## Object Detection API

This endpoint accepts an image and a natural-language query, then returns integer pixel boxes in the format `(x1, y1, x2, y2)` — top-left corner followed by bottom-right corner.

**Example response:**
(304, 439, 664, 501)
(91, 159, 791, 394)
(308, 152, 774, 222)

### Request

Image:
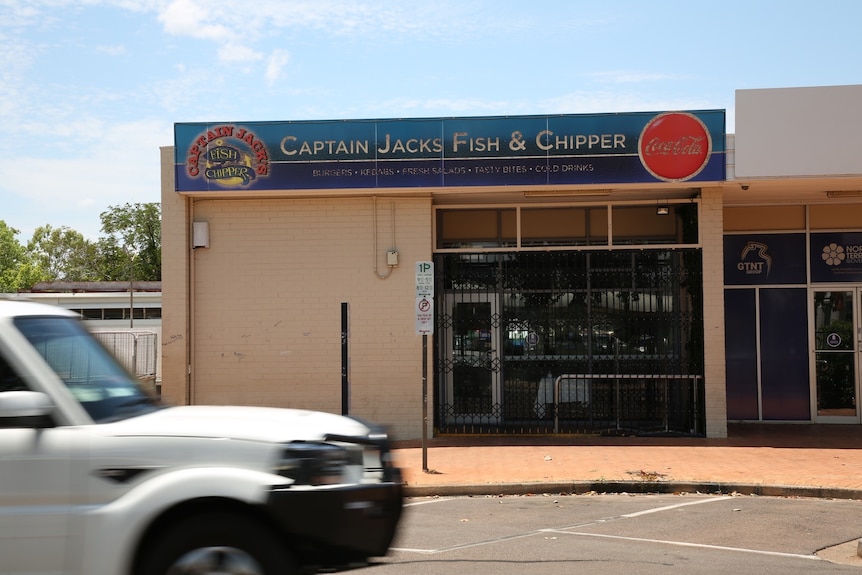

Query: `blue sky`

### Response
(2, 0, 861, 240)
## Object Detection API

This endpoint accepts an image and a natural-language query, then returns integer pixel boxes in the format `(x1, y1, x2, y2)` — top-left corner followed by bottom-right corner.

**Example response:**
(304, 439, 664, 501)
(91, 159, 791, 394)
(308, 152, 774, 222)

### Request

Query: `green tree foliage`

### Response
(27, 225, 100, 282)
(93, 237, 129, 282)
(0, 221, 46, 291)
(1, 202, 161, 290)
(99, 203, 161, 281)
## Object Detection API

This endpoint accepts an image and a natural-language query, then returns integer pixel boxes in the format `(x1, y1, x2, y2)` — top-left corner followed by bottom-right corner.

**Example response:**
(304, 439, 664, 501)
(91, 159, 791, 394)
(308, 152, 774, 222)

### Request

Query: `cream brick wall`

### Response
(700, 186, 728, 438)
(182, 196, 431, 440)
(159, 147, 191, 406)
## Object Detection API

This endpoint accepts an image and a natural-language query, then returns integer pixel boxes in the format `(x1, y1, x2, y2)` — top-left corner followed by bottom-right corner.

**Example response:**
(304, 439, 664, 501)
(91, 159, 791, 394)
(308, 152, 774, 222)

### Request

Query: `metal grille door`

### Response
(435, 250, 704, 436)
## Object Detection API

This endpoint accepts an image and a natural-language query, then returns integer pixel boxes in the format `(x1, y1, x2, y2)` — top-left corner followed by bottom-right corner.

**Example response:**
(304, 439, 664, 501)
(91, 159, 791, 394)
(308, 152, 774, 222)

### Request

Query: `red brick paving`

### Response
(392, 424, 862, 496)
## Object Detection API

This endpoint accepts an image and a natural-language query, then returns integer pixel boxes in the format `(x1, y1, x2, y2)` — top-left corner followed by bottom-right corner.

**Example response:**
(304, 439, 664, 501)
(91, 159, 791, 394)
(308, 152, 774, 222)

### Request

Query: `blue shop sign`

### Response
(810, 232, 862, 283)
(724, 234, 807, 286)
(174, 111, 725, 193)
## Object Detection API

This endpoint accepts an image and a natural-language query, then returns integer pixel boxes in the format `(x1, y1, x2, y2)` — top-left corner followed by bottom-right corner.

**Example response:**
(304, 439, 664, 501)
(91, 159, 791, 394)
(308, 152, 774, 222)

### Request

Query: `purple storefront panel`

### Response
(724, 289, 759, 420)
(759, 288, 810, 421)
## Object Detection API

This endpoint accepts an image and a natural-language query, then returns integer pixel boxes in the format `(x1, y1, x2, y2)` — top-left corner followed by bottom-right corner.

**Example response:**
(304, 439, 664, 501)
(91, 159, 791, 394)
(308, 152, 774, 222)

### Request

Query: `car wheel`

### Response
(137, 513, 296, 575)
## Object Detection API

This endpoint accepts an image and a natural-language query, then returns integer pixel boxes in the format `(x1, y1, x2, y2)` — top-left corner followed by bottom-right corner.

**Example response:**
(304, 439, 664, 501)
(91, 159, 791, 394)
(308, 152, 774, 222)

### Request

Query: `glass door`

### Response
(813, 289, 860, 422)
(444, 293, 501, 424)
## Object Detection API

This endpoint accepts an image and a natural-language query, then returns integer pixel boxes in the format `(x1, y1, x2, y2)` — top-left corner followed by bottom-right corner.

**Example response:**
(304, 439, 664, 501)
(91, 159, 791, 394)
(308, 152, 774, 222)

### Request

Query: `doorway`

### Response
(443, 292, 502, 424)
(813, 289, 861, 422)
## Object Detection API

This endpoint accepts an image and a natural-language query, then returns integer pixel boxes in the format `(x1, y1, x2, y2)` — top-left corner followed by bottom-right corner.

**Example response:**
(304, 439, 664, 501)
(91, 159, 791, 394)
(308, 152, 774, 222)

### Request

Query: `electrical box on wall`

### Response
(193, 221, 209, 248)
(387, 250, 399, 266)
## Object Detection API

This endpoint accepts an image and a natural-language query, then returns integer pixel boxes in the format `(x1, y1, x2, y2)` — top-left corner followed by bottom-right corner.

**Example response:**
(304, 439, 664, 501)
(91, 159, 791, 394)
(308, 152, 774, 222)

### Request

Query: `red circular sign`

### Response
(638, 112, 712, 182)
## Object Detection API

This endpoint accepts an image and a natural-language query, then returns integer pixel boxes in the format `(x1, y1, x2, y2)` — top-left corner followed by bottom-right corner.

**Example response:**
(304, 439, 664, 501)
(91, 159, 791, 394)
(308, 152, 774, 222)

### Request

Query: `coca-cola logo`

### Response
(638, 112, 712, 182)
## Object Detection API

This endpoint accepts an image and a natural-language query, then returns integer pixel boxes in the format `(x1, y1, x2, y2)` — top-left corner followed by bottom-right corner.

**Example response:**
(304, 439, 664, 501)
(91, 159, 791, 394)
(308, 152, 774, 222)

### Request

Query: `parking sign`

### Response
(415, 262, 434, 334)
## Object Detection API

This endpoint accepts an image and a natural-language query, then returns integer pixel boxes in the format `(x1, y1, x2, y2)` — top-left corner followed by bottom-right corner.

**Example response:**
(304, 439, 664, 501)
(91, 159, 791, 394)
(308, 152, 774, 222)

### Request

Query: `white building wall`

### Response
(735, 85, 862, 178)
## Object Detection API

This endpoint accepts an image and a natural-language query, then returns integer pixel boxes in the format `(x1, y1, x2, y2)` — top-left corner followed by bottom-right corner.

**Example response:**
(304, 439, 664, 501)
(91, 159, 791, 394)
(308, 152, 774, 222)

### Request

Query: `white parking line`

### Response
(392, 531, 541, 555)
(621, 495, 732, 518)
(393, 495, 821, 562)
(403, 498, 453, 507)
(543, 529, 823, 561)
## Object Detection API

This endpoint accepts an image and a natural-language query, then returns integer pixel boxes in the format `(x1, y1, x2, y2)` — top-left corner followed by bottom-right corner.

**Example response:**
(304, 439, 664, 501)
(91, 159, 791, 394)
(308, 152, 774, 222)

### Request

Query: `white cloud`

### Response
(265, 49, 290, 85)
(249, 1, 435, 37)
(0, 118, 170, 238)
(0, 2, 45, 26)
(217, 43, 263, 65)
(150, 68, 225, 113)
(158, 0, 231, 41)
(149, 0, 521, 90)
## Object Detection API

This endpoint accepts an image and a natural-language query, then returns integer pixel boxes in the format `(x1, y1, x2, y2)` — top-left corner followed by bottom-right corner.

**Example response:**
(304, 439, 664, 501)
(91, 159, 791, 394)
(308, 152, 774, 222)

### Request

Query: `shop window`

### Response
(520, 207, 608, 246)
(65, 307, 161, 321)
(810, 204, 862, 230)
(437, 209, 516, 249)
(612, 205, 698, 245)
(437, 203, 698, 250)
(75, 309, 104, 320)
(143, 307, 161, 319)
(724, 206, 804, 231)
(103, 307, 124, 320)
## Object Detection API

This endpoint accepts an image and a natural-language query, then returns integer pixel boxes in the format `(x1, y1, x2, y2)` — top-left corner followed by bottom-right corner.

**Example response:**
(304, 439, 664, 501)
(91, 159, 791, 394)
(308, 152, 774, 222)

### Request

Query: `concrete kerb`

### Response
(403, 481, 862, 500)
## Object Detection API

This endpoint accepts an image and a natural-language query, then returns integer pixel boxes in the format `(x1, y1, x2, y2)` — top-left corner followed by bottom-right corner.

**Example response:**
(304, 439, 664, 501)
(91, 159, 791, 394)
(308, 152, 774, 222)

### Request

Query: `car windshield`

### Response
(14, 316, 161, 423)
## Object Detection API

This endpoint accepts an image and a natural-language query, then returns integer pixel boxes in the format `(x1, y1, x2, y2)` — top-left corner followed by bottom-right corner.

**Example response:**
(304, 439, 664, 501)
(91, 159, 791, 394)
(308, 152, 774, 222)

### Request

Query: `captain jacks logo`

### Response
(185, 125, 270, 187)
(738, 241, 772, 277)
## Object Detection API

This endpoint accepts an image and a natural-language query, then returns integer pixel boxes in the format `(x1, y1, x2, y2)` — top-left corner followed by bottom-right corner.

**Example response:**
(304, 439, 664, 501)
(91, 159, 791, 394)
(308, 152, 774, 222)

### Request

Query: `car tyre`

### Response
(137, 512, 297, 575)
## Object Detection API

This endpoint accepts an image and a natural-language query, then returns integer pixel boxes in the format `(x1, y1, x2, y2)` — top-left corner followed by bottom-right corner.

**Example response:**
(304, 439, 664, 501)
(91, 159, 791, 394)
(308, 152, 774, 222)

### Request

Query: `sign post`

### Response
(415, 261, 434, 472)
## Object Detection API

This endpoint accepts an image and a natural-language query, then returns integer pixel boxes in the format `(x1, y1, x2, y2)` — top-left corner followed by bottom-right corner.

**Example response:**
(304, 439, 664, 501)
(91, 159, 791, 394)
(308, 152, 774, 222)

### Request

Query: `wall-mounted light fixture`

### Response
(656, 205, 670, 216)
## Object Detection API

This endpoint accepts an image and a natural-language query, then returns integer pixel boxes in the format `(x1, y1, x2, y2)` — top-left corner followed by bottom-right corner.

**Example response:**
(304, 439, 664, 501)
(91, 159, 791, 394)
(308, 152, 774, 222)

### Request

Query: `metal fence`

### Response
(92, 331, 158, 383)
(434, 249, 705, 437)
(539, 374, 703, 435)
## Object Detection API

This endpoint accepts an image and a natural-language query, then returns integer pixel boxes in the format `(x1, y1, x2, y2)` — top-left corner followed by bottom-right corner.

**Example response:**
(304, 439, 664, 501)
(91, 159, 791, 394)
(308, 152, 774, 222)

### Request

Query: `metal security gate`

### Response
(434, 250, 705, 436)
(92, 331, 158, 383)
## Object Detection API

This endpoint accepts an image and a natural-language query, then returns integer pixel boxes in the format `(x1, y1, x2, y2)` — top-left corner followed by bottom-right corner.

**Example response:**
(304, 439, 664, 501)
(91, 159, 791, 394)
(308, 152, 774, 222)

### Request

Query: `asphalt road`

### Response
(367, 493, 862, 575)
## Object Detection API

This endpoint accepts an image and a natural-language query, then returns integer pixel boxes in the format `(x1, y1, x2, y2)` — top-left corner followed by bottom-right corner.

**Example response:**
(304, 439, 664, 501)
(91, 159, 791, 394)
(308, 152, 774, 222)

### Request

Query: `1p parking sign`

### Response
(415, 261, 434, 334)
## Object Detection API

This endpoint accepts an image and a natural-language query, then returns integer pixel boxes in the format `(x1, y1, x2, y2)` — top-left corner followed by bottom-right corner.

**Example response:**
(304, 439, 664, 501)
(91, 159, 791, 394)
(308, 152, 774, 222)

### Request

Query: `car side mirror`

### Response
(0, 391, 55, 428)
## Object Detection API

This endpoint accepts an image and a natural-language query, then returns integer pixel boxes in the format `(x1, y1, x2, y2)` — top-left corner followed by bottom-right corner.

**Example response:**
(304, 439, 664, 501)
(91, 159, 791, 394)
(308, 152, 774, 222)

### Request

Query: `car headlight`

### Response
(276, 442, 363, 486)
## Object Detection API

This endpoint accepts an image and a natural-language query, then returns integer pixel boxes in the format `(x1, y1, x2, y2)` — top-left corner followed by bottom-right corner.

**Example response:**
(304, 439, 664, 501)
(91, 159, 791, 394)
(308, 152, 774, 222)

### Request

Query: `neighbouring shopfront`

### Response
(160, 84, 862, 440)
(725, 212, 862, 423)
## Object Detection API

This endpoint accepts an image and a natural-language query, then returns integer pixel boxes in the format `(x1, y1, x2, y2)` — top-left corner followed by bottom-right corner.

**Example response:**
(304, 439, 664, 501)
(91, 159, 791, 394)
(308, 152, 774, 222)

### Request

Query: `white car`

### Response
(0, 299, 403, 575)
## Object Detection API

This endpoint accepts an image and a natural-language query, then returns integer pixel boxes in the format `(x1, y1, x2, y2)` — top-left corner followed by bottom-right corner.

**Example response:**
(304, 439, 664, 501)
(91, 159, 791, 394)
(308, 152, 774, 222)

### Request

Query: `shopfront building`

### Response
(160, 85, 861, 440)
(724, 85, 862, 426)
